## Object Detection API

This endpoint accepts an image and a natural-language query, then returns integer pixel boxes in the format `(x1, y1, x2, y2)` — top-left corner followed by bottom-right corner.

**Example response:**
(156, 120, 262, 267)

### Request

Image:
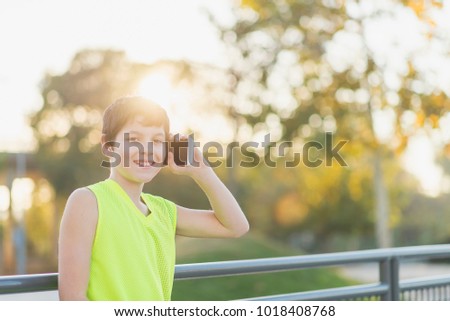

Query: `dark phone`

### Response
(164, 134, 191, 166)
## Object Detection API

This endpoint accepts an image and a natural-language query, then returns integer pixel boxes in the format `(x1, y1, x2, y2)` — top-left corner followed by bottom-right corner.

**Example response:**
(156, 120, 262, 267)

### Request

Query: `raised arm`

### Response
(167, 135, 250, 238)
(58, 188, 98, 300)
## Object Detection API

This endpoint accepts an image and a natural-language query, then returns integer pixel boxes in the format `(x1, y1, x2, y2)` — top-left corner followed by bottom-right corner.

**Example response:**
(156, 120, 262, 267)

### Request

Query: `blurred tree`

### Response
(395, 192, 450, 246)
(25, 178, 54, 259)
(232, 138, 417, 252)
(29, 50, 158, 194)
(205, 0, 450, 248)
(29, 50, 210, 197)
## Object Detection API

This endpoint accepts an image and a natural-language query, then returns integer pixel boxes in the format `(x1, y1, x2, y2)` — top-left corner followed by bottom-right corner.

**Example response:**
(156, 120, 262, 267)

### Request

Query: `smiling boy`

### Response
(58, 96, 249, 300)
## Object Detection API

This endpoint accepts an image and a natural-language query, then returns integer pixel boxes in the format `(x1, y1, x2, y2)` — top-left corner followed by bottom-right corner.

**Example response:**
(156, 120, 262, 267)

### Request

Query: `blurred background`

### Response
(1, 0, 450, 300)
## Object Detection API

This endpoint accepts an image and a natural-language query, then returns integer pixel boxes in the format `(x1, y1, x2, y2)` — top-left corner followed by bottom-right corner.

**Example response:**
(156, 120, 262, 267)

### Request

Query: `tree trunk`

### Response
(51, 196, 64, 268)
(373, 150, 391, 248)
(3, 163, 16, 274)
(2, 211, 16, 274)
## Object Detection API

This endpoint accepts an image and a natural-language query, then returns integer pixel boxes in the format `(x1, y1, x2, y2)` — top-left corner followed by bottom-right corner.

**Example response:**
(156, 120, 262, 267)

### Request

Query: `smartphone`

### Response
(164, 134, 194, 166)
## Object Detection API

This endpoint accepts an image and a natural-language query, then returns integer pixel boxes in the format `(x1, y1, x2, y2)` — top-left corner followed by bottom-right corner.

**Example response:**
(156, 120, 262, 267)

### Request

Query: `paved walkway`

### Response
(0, 290, 58, 301)
(339, 262, 450, 283)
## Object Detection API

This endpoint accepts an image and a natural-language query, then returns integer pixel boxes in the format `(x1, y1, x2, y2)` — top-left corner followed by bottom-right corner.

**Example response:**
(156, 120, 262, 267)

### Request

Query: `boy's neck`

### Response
(109, 173, 145, 203)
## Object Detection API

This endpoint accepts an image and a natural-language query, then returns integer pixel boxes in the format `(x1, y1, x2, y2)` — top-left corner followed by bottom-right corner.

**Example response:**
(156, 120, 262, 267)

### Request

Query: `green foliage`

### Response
(227, 140, 419, 252)
(172, 233, 356, 300)
(24, 178, 55, 258)
(394, 193, 450, 246)
(213, 0, 450, 148)
(201, 0, 450, 248)
(28, 50, 148, 197)
(28, 50, 201, 201)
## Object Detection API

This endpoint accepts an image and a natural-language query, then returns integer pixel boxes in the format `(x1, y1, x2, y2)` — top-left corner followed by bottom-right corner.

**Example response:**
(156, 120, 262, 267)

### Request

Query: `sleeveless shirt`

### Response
(85, 178, 177, 300)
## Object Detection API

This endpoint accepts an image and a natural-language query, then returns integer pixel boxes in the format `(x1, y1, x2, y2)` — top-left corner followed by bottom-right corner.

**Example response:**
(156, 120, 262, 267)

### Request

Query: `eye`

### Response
(127, 136, 138, 142)
(153, 139, 163, 145)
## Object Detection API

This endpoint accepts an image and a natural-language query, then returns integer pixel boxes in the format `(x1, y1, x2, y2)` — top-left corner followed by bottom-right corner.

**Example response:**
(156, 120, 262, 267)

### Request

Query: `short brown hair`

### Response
(102, 96, 170, 148)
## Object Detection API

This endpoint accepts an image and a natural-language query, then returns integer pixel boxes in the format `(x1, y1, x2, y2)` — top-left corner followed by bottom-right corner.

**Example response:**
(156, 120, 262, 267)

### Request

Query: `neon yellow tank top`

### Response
(85, 178, 177, 301)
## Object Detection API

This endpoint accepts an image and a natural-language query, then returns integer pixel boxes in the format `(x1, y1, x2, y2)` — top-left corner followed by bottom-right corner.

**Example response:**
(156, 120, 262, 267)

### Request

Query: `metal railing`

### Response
(1, 244, 450, 300)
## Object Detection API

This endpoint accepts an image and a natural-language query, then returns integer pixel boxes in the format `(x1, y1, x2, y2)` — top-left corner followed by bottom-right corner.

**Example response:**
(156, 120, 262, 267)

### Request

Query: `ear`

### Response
(101, 133, 107, 145)
(101, 134, 111, 156)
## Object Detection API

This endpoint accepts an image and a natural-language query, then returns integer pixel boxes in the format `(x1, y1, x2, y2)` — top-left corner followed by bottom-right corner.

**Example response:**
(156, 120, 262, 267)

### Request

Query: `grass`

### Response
(171, 233, 357, 300)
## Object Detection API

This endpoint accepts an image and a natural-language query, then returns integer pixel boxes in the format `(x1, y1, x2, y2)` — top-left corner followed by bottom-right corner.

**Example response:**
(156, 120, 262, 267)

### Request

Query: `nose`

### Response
(143, 142, 166, 164)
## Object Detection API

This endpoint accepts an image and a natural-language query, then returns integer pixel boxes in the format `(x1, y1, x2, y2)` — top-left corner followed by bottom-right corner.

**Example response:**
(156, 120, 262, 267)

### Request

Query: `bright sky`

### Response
(0, 0, 448, 195)
(0, 0, 233, 151)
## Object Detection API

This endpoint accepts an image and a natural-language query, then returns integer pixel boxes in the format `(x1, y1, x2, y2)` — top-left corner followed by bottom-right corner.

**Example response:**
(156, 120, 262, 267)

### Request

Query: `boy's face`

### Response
(110, 116, 167, 183)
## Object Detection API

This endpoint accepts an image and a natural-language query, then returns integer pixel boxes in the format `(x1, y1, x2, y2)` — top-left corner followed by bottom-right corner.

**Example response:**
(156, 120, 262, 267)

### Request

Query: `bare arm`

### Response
(168, 135, 249, 238)
(58, 188, 98, 300)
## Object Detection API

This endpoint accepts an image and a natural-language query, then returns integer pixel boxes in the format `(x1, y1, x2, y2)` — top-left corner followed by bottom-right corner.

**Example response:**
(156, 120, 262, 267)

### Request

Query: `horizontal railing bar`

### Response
(2, 245, 450, 297)
(175, 245, 450, 280)
(0, 273, 58, 295)
(390, 246, 450, 260)
(400, 275, 450, 291)
(240, 283, 389, 301)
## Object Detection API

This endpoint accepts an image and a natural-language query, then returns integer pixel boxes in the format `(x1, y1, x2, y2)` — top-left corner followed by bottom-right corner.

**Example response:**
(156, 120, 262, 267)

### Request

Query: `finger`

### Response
(193, 146, 203, 161)
(168, 151, 183, 169)
(167, 150, 175, 167)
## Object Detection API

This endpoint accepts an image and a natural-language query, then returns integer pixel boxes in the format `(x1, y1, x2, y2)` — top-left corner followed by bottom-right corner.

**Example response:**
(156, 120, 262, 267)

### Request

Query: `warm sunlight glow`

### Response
(137, 72, 174, 108)
(135, 70, 230, 141)
(11, 178, 35, 221)
(0, 185, 10, 220)
(136, 70, 192, 134)
(402, 132, 445, 197)
(372, 108, 397, 143)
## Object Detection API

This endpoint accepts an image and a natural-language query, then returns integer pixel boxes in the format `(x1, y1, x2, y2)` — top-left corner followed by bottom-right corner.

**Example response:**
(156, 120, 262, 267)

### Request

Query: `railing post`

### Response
(379, 258, 391, 300)
(380, 257, 400, 301)
(390, 257, 400, 300)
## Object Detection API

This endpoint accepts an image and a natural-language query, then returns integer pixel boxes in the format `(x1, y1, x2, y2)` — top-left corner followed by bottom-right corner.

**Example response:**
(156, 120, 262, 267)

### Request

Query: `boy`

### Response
(58, 96, 249, 300)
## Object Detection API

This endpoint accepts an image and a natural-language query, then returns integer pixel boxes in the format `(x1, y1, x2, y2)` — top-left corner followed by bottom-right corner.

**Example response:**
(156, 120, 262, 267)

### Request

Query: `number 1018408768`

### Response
(256, 305, 336, 317)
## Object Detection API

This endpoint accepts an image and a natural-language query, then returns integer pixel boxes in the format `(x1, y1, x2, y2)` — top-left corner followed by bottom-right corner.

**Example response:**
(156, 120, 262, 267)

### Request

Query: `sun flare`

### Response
(137, 72, 174, 108)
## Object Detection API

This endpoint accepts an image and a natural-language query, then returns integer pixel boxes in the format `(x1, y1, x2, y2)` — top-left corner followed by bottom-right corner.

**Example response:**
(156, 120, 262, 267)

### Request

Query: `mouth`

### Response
(133, 160, 155, 168)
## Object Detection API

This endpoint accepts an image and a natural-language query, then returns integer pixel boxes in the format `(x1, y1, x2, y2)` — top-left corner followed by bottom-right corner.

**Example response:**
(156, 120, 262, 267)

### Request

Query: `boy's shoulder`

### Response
(142, 192, 165, 203)
(68, 186, 97, 205)
(64, 187, 99, 221)
(142, 192, 175, 209)
(85, 179, 109, 189)
(84, 179, 115, 195)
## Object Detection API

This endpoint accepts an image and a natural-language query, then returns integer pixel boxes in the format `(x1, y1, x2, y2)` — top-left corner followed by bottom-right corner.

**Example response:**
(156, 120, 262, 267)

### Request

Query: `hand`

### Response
(167, 133, 211, 178)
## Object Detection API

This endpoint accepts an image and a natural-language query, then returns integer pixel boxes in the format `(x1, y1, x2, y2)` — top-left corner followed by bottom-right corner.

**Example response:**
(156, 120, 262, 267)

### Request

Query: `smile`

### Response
(133, 160, 155, 167)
